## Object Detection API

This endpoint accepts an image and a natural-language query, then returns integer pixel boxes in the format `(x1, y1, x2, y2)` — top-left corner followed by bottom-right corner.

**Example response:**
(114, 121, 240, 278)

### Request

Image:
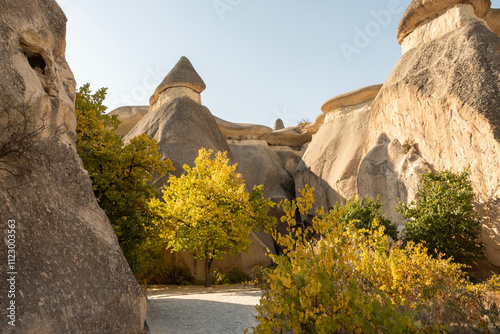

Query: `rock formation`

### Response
(0, 1, 146, 333)
(111, 0, 500, 271)
(368, 0, 500, 264)
(123, 57, 278, 279)
(123, 57, 233, 186)
(294, 85, 382, 211)
(109, 105, 148, 137)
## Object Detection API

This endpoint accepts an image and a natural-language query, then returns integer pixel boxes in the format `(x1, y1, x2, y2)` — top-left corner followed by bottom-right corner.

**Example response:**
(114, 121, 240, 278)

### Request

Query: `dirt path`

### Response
(146, 285, 262, 334)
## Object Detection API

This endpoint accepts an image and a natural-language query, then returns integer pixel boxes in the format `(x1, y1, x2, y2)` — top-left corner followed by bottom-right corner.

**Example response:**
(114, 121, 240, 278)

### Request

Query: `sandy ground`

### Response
(146, 285, 262, 334)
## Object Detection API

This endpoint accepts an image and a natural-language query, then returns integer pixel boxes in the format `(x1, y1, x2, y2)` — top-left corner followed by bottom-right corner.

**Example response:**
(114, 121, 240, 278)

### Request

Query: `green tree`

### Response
(328, 195, 398, 240)
(396, 168, 484, 264)
(75, 83, 174, 273)
(150, 148, 276, 287)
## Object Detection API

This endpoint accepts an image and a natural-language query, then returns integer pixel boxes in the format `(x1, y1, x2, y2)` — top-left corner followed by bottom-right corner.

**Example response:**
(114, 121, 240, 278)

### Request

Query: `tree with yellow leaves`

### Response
(150, 148, 275, 287)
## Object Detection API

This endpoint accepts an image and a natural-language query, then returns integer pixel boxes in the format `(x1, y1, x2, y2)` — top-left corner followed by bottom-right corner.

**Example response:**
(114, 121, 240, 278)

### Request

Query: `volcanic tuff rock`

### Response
(122, 57, 275, 274)
(123, 58, 233, 186)
(369, 2, 500, 264)
(0, 1, 146, 333)
(108, 105, 148, 137)
(294, 85, 382, 211)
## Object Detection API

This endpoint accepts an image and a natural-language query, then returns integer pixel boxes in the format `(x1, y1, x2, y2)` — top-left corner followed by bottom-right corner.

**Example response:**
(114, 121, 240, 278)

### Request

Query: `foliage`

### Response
(211, 268, 252, 285)
(397, 168, 484, 264)
(253, 186, 424, 334)
(327, 195, 398, 240)
(75, 83, 174, 274)
(150, 148, 276, 287)
(252, 187, 500, 333)
(297, 118, 311, 127)
(0, 93, 45, 177)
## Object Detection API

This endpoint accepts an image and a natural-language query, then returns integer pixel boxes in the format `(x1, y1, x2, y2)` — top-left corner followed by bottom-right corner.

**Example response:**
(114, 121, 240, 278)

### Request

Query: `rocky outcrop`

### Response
(109, 105, 149, 137)
(229, 140, 299, 201)
(149, 56, 206, 107)
(397, 0, 491, 43)
(368, 2, 500, 263)
(123, 58, 233, 186)
(0, 1, 146, 333)
(294, 85, 382, 211)
(123, 57, 274, 274)
(358, 139, 431, 225)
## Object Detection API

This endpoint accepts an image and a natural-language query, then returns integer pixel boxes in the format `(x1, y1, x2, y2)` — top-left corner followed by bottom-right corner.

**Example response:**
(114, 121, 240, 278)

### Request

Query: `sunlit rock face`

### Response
(368, 1, 500, 264)
(0, 0, 146, 333)
(123, 57, 233, 186)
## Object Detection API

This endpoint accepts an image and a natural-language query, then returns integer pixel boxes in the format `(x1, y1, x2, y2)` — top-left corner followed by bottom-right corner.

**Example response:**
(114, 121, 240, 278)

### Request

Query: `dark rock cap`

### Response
(149, 56, 206, 106)
(397, 0, 491, 44)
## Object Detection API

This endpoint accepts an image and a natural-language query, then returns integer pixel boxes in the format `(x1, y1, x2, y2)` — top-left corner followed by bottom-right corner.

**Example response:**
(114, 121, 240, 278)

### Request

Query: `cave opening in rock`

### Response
(26, 53, 46, 74)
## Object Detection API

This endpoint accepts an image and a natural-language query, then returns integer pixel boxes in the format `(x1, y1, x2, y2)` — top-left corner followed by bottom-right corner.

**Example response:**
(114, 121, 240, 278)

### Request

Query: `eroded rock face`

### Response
(397, 0, 491, 43)
(123, 96, 233, 186)
(228, 140, 297, 202)
(370, 17, 500, 264)
(358, 139, 431, 226)
(0, 1, 146, 333)
(108, 105, 149, 137)
(295, 102, 372, 211)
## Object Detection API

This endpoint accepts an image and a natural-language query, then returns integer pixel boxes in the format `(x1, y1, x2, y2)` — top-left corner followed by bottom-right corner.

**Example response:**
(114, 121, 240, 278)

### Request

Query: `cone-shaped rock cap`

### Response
(149, 56, 206, 106)
(397, 0, 491, 43)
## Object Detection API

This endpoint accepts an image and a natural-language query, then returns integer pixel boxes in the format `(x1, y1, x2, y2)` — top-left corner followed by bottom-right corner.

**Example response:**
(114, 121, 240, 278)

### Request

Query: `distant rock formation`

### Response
(109, 105, 148, 137)
(123, 57, 233, 186)
(273, 118, 285, 130)
(0, 1, 146, 333)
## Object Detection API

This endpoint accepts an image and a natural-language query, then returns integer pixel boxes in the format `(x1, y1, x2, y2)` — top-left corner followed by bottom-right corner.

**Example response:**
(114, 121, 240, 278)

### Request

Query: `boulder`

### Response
(0, 1, 146, 333)
(369, 9, 500, 264)
(358, 138, 431, 226)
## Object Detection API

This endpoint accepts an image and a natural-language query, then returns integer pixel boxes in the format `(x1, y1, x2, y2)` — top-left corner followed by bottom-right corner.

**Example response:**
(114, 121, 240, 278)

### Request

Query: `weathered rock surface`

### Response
(358, 138, 431, 225)
(295, 102, 372, 211)
(321, 84, 382, 113)
(294, 85, 382, 211)
(108, 105, 148, 137)
(273, 118, 285, 131)
(0, 1, 146, 333)
(484, 8, 500, 36)
(397, 0, 491, 43)
(228, 140, 296, 201)
(124, 96, 233, 185)
(149, 56, 206, 107)
(370, 13, 500, 263)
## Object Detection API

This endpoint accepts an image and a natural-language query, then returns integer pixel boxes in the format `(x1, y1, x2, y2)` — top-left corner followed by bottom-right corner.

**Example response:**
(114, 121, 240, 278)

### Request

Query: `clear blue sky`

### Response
(55, 0, 500, 127)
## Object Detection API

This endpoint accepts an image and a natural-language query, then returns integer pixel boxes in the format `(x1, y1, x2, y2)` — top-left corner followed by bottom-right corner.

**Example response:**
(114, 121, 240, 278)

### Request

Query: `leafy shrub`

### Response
(252, 186, 500, 333)
(397, 168, 484, 264)
(211, 268, 252, 285)
(252, 187, 424, 333)
(328, 195, 398, 240)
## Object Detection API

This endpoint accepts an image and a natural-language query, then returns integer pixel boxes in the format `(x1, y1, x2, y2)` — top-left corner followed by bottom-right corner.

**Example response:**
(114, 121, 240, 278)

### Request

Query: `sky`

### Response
(55, 0, 500, 128)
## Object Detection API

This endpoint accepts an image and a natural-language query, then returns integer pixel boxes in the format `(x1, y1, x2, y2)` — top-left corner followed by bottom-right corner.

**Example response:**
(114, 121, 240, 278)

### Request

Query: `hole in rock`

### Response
(27, 53, 46, 75)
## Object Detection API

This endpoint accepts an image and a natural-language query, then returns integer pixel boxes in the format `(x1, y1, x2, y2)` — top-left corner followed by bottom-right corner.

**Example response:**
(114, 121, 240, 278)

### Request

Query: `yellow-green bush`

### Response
(251, 186, 500, 333)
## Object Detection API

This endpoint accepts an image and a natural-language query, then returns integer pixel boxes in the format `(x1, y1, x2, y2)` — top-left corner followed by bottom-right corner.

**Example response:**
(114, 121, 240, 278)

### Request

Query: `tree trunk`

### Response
(204, 252, 214, 287)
